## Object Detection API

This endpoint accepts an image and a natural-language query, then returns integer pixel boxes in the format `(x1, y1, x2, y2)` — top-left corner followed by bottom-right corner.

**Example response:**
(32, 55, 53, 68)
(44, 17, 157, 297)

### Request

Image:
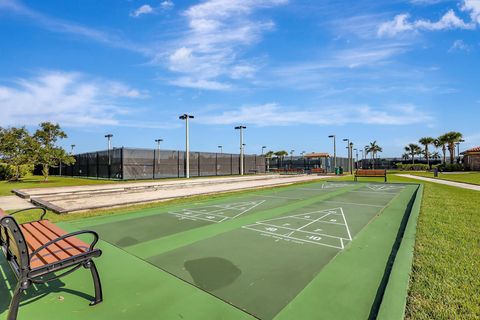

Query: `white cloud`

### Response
(162, 0, 287, 90)
(130, 4, 154, 18)
(462, 0, 480, 24)
(169, 77, 231, 90)
(449, 39, 472, 51)
(0, 71, 148, 127)
(199, 103, 432, 126)
(378, 9, 475, 37)
(160, 0, 174, 10)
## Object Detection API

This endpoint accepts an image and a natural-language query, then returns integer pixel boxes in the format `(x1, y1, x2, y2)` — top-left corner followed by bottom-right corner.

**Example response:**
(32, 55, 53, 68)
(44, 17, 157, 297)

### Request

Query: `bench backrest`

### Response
(0, 210, 30, 277)
(356, 169, 386, 176)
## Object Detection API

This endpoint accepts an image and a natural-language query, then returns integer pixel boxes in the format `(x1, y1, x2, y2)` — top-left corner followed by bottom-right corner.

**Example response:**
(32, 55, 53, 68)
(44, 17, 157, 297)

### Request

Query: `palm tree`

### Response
(419, 137, 435, 167)
(402, 153, 409, 161)
(435, 135, 448, 164)
(274, 150, 289, 167)
(442, 131, 463, 164)
(404, 143, 421, 164)
(431, 151, 440, 161)
(365, 141, 382, 169)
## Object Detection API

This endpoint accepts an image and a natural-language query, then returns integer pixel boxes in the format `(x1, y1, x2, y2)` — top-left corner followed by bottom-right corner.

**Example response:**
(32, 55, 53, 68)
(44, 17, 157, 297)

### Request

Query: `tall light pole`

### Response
(360, 149, 364, 168)
(105, 134, 113, 165)
(218, 145, 223, 154)
(456, 139, 465, 163)
(179, 114, 194, 178)
(153, 139, 163, 179)
(290, 149, 295, 161)
(262, 146, 266, 155)
(70, 144, 76, 155)
(343, 138, 350, 173)
(328, 135, 336, 173)
(349, 142, 354, 174)
(235, 125, 247, 175)
(354, 148, 358, 170)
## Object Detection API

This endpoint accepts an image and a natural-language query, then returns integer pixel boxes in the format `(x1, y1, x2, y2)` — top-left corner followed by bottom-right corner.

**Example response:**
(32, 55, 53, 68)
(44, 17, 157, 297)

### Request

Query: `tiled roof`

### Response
(304, 152, 330, 158)
(465, 146, 480, 153)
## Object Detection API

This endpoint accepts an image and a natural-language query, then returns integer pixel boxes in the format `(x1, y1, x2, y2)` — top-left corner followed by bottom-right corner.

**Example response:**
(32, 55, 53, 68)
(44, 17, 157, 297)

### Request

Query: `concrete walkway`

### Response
(0, 196, 34, 210)
(396, 174, 480, 191)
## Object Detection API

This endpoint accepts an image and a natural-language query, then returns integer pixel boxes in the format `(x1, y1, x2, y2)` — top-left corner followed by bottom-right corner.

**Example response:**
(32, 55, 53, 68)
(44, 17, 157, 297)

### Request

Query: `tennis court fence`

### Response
(48, 147, 266, 180)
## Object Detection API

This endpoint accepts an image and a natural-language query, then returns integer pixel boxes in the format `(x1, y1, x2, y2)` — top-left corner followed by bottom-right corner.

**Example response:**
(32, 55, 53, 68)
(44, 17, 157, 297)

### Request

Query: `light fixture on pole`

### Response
(328, 135, 336, 172)
(105, 134, 113, 165)
(342, 138, 350, 173)
(456, 139, 465, 162)
(218, 145, 223, 154)
(179, 114, 194, 178)
(235, 126, 247, 175)
(354, 148, 358, 170)
(70, 144, 76, 155)
(290, 149, 295, 161)
(349, 142, 354, 174)
(262, 146, 266, 155)
(153, 139, 163, 179)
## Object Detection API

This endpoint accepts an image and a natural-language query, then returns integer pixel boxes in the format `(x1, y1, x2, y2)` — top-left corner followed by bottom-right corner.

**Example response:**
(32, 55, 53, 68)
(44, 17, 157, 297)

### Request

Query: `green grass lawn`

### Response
(0, 175, 118, 196)
(405, 171, 480, 185)
(3, 174, 479, 319)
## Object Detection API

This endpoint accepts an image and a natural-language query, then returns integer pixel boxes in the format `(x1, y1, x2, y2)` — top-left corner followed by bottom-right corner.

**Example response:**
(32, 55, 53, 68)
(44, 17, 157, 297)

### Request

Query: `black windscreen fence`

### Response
(51, 147, 266, 180)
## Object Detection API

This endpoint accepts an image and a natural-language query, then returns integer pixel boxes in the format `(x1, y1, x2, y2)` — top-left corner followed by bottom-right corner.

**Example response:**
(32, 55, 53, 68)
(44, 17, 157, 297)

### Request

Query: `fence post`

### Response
(96, 152, 99, 179)
(177, 151, 180, 178)
(198, 152, 200, 177)
(216, 153, 218, 176)
(120, 148, 124, 180)
(153, 148, 156, 180)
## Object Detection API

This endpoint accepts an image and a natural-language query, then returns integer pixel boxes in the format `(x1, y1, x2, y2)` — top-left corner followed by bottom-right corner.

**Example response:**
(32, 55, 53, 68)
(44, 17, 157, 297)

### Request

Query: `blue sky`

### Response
(0, 0, 479, 157)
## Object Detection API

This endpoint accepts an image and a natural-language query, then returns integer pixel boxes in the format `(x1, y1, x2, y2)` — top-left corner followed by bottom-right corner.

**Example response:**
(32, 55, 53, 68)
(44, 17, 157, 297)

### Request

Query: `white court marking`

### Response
(169, 200, 266, 223)
(322, 200, 384, 208)
(242, 207, 352, 250)
(300, 183, 351, 191)
(366, 184, 405, 191)
(252, 194, 304, 200)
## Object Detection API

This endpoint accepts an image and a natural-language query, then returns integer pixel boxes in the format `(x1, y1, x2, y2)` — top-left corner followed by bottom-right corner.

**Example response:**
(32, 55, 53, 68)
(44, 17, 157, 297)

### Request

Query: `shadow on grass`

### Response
(0, 258, 94, 316)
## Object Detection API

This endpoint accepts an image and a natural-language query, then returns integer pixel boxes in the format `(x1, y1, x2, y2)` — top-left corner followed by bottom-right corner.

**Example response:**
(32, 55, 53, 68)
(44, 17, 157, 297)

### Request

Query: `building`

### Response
(462, 146, 480, 171)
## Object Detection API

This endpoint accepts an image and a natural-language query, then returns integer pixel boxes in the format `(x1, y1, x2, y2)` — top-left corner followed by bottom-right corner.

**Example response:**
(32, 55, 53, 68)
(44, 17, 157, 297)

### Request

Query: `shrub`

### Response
(0, 163, 34, 181)
(395, 163, 430, 171)
(437, 163, 464, 172)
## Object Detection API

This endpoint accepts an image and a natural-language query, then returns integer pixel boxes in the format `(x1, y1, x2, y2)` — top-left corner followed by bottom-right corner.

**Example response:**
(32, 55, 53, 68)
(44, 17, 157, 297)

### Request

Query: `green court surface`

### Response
(0, 181, 422, 320)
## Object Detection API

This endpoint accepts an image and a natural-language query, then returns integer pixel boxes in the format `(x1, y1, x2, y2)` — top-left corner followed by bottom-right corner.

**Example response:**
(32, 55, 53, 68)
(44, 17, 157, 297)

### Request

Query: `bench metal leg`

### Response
(85, 260, 103, 306)
(8, 283, 23, 320)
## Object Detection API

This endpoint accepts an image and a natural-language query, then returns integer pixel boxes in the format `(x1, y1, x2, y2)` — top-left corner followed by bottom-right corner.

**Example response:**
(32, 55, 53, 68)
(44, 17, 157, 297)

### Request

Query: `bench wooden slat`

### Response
(19, 225, 58, 268)
(38, 220, 90, 253)
(25, 223, 71, 261)
(30, 221, 84, 258)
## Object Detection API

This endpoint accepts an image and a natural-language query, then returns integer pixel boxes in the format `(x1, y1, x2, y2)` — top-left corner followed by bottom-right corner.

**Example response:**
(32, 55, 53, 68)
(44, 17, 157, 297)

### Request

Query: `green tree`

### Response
(404, 143, 421, 164)
(33, 122, 75, 181)
(431, 151, 441, 161)
(442, 131, 463, 164)
(402, 153, 410, 161)
(419, 137, 435, 167)
(365, 141, 382, 169)
(0, 126, 35, 181)
(435, 135, 448, 164)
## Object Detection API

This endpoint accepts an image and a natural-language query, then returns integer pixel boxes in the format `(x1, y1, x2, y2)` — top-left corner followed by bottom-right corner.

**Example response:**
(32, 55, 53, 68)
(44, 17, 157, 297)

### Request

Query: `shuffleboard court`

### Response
(147, 183, 416, 320)
(65, 181, 421, 320)
(82, 181, 351, 248)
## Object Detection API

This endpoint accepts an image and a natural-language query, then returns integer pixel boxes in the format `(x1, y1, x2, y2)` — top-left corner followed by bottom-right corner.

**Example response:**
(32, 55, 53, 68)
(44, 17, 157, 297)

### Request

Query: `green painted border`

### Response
(377, 184, 424, 319)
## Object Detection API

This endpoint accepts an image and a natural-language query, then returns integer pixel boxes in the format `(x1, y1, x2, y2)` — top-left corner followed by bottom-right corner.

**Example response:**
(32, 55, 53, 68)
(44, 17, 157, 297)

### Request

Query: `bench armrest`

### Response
(29, 230, 100, 260)
(10, 207, 47, 221)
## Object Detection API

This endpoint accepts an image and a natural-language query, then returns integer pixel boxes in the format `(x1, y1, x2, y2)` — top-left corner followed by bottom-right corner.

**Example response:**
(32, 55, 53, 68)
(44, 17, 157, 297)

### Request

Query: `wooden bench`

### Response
(354, 169, 387, 182)
(0, 207, 103, 320)
(310, 168, 326, 175)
